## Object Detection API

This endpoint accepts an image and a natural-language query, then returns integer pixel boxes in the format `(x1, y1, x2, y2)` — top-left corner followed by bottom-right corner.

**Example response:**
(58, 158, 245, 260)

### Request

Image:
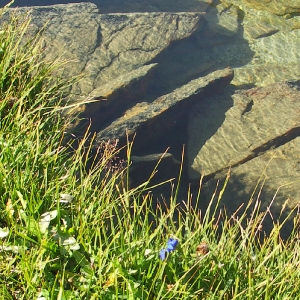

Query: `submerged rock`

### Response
(189, 81, 300, 178)
(71, 63, 157, 134)
(188, 81, 300, 236)
(231, 0, 300, 16)
(130, 153, 181, 187)
(202, 0, 300, 87)
(5, 1, 300, 235)
(97, 68, 234, 152)
(213, 135, 300, 211)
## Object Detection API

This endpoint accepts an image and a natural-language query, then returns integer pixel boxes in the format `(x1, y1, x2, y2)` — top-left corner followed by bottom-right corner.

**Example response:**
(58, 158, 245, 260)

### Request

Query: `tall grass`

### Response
(0, 3, 300, 299)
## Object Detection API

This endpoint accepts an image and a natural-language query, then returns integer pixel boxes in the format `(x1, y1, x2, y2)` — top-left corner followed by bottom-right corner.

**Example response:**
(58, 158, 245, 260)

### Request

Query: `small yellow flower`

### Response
(6, 199, 14, 219)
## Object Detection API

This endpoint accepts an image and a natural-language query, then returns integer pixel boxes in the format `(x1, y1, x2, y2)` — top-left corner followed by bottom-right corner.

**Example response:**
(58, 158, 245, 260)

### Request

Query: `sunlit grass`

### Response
(0, 2, 300, 299)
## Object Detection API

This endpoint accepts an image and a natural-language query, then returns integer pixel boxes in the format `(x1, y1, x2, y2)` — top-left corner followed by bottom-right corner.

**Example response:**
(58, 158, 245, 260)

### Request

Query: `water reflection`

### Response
(10, 0, 209, 12)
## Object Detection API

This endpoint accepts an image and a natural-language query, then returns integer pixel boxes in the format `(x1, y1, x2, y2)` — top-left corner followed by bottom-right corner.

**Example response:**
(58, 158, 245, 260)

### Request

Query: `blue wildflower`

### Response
(166, 238, 178, 251)
(159, 238, 179, 260)
(159, 248, 169, 260)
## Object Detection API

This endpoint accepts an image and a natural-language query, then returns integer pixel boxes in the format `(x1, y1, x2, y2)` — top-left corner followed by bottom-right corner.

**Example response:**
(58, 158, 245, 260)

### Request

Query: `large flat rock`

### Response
(8, 0, 300, 91)
(13, 3, 205, 96)
(189, 81, 300, 179)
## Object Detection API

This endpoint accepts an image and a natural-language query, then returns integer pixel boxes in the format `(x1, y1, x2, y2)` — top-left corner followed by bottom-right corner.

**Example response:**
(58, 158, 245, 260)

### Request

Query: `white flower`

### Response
(0, 227, 9, 239)
(59, 194, 74, 203)
(39, 210, 58, 234)
(144, 249, 152, 256)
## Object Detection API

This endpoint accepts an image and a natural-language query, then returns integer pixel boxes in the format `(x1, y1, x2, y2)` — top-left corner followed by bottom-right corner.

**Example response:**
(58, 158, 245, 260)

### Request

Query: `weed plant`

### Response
(0, 3, 300, 299)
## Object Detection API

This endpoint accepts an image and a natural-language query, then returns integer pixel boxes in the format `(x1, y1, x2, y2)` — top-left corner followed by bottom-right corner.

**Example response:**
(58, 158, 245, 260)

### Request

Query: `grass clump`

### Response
(0, 3, 300, 299)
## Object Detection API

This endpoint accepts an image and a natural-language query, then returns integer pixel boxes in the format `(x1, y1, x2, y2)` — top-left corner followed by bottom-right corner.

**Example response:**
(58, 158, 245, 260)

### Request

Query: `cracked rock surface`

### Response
(189, 81, 300, 178)
(188, 81, 300, 228)
(18, 3, 204, 97)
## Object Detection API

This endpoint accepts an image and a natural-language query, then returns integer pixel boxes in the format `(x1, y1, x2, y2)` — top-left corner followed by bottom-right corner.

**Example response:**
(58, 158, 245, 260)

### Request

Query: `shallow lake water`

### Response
(5, 0, 300, 240)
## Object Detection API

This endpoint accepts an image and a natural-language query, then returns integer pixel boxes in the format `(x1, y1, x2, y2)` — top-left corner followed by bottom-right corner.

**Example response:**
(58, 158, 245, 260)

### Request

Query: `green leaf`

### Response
(73, 250, 93, 275)
(16, 190, 27, 210)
